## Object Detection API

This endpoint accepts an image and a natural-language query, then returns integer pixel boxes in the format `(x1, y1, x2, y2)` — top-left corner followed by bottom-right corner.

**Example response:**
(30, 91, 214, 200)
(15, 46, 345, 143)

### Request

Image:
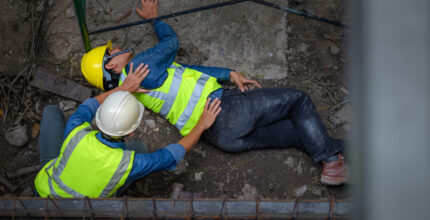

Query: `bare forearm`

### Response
(95, 87, 123, 104)
(178, 123, 205, 152)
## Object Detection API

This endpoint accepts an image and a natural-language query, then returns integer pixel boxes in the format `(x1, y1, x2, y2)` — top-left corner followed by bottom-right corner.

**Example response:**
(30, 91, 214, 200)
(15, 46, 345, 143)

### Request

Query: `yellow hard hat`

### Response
(81, 41, 112, 90)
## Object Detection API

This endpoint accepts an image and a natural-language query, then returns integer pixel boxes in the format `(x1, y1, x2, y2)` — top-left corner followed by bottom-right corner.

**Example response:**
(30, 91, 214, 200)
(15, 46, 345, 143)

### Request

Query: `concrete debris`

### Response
(65, 7, 75, 19)
(169, 183, 184, 199)
(284, 156, 295, 168)
(294, 185, 308, 197)
(59, 100, 77, 112)
(194, 172, 204, 181)
(5, 124, 28, 147)
(238, 184, 259, 200)
(173, 160, 189, 175)
(145, 119, 156, 130)
(329, 104, 351, 126)
(330, 45, 340, 55)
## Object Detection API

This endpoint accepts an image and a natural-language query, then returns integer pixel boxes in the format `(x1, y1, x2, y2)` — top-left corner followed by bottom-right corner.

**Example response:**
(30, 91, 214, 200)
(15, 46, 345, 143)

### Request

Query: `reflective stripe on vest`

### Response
(119, 63, 221, 135)
(35, 123, 134, 197)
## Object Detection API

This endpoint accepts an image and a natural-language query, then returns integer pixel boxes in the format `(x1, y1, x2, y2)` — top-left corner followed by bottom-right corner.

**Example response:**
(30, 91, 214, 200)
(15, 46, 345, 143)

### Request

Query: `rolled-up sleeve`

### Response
(126, 144, 186, 183)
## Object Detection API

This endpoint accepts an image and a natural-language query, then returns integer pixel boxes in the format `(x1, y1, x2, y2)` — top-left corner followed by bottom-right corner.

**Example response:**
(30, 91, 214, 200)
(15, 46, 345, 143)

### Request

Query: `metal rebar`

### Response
(73, 0, 92, 52)
(48, 197, 64, 216)
(251, 0, 347, 28)
(89, 0, 249, 35)
(0, 198, 350, 219)
(152, 197, 157, 220)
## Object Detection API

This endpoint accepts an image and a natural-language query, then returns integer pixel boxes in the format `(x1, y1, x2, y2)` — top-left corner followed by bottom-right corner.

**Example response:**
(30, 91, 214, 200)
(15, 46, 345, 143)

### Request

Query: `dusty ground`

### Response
(0, 0, 349, 199)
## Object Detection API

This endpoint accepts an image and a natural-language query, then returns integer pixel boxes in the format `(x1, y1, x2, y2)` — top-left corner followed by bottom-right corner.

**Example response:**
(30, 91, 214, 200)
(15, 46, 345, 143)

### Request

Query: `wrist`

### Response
(230, 71, 236, 82)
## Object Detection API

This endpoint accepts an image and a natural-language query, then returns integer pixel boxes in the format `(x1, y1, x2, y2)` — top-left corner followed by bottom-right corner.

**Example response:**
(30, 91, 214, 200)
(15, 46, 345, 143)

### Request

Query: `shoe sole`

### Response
(320, 175, 346, 186)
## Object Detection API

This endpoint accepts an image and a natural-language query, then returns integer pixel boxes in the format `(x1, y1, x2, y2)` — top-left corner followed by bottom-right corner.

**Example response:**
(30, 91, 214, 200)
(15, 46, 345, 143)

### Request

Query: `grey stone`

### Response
(173, 160, 189, 175)
(238, 184, 259, 200)
(59, 100, 77, 112)
(5, 124, 28, 147)
(294, 185, 308, 197)
(194, 172, 204, 181)
(145, 119, 156, 129)
(66, 7, 75, 19)
(330, 45, 340, 55)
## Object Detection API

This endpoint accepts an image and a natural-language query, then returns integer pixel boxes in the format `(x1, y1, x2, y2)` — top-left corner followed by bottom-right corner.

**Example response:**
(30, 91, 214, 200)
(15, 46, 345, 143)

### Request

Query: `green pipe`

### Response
(73, 0, 91, 52)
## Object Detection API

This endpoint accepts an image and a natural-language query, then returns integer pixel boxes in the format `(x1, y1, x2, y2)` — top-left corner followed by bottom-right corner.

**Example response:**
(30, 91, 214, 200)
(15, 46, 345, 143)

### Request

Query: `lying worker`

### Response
(34, 63, 221, 197)
(80, 0, 346, 185)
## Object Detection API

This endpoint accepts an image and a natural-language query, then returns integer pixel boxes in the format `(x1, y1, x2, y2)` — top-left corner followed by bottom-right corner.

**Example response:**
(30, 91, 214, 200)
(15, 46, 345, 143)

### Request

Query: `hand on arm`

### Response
(178, 98, 222, 152)
(136, 0, 159, 19)
(95, 63, 150, 104)
(230, 71, 262, 92)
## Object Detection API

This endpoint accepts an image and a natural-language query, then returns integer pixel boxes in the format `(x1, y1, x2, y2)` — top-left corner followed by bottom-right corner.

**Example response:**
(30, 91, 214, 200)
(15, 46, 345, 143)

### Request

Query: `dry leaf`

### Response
(32, 123, 40, 138)
(0, 109, 3, 117)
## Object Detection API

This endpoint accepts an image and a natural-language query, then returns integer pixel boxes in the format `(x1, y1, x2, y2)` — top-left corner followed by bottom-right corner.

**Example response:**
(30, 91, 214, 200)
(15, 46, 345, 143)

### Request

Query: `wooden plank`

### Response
(30, 68, 92, 102)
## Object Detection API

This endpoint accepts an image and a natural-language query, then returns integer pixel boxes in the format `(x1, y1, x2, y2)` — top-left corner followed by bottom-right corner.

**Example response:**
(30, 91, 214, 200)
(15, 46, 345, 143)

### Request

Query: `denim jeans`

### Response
(39, 106, 148, 168)
(203, 88, 344, 162)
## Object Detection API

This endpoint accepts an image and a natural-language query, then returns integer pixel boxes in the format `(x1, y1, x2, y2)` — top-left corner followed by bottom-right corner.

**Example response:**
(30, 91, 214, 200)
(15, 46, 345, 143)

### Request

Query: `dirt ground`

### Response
(0, 0, 349, 199)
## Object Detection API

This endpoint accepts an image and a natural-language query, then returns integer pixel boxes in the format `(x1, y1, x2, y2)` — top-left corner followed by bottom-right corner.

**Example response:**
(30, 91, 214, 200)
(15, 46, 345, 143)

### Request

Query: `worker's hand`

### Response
(120, 63, 150, 93)
(196, 98, 222, 130)
(136, 0, 159, 19)
(230, 71, 262, 92)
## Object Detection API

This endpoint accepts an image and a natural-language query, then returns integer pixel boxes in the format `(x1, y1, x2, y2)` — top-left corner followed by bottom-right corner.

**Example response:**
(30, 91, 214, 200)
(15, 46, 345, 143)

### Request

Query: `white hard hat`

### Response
(95, 91, 144, 137)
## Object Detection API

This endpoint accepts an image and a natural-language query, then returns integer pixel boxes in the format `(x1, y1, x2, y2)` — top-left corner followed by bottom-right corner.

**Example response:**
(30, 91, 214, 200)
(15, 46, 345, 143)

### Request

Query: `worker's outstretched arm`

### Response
(129, 0, 179, 89)
(179, 98, 222, 152)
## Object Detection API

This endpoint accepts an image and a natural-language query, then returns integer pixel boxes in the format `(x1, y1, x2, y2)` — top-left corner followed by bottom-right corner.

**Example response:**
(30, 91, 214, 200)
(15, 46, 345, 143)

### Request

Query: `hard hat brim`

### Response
(95, 96, 145, 137)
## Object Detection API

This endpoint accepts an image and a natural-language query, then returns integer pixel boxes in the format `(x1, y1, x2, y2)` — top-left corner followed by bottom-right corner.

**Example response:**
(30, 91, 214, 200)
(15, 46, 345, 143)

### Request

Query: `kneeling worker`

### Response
(34, 63, 221, 197)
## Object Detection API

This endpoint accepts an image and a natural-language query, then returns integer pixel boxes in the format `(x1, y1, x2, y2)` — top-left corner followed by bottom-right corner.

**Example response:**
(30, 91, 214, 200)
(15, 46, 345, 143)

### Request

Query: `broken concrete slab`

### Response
(31, 68, 92, 102)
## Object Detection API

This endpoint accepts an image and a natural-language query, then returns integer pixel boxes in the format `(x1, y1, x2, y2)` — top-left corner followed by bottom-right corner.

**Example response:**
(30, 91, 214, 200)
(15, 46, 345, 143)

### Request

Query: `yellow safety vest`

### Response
(119, 62, 222, 136)
(34, 123, 135, 198)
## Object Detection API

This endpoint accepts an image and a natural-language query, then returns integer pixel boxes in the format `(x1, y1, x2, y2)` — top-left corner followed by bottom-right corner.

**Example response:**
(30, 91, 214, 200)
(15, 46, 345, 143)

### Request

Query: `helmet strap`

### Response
(102, 133, 125, 143)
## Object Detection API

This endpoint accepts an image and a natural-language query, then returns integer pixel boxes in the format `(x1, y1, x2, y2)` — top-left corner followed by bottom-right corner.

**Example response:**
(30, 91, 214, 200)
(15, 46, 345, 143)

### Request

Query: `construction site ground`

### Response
(0, 0, 349, 199)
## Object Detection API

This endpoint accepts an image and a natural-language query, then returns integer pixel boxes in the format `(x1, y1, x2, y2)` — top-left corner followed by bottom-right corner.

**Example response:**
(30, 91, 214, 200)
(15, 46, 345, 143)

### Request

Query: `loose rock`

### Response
(59, 100, 77, 112)
(238, 184, 259, 200)
(294, 185, 308, 197)
(66, 7, 75, 19)
(145, 119, 156, 130)
(5, 124, 28, 147)
(330, 45, 340, 55)
(194, 172, 204, 181)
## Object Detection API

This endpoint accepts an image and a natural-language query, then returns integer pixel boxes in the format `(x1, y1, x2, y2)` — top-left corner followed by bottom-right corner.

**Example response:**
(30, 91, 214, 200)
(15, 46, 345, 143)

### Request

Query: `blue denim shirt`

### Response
(64, 98, 186, 184)
(123, 20, 231, 99)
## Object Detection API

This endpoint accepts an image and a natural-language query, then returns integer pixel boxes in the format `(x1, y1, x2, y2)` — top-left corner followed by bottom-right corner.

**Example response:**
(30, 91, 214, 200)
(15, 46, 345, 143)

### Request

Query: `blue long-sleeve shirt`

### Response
(64, 98, 186, 184)
(123, 20, 231, 100)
